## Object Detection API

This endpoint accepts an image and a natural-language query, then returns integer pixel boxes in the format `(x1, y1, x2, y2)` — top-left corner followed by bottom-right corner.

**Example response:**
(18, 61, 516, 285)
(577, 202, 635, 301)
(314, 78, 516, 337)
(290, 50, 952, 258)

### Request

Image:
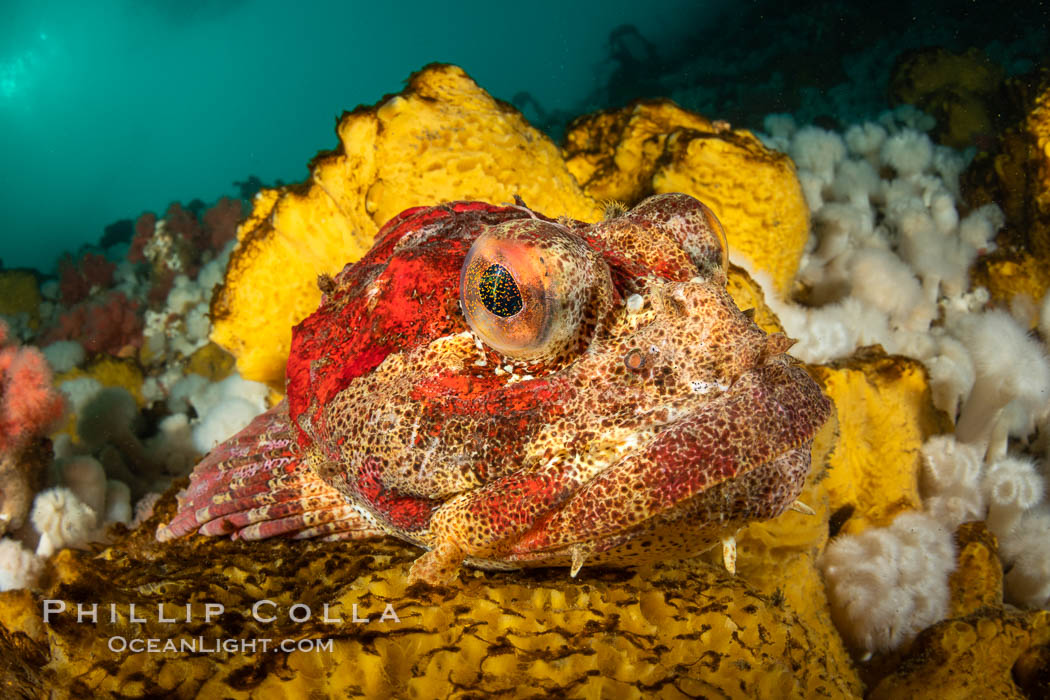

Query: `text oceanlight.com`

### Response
(107, 636, 334, 654)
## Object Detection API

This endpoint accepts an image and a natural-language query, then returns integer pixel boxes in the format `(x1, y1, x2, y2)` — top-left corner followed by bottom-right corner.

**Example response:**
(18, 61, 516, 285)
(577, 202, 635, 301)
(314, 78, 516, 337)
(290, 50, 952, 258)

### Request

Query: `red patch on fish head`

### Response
(286, 202, 558, 446)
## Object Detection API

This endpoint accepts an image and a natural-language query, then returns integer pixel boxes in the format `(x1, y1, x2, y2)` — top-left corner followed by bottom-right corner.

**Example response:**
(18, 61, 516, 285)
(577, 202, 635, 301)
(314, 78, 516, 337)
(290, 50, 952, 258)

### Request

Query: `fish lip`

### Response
(505, 360, 831, 555)
(507, 442, 816, 564)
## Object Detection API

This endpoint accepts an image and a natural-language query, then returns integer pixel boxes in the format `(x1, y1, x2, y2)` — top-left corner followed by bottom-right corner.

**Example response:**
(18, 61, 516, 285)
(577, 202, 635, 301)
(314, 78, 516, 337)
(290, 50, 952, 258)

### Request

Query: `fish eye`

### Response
(460, 219, 610, 362)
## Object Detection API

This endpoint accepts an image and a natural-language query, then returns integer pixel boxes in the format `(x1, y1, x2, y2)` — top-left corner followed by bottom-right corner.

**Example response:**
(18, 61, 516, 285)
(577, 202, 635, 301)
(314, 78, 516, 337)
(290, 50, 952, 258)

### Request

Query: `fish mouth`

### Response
(491, 445, 815, 570)
(504, 355, 832, 560)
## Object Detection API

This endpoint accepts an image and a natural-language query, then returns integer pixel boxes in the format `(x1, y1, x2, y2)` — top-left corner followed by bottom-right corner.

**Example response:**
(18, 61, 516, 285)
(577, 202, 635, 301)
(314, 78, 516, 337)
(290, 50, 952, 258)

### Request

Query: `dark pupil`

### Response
(479, 264, 523, 317)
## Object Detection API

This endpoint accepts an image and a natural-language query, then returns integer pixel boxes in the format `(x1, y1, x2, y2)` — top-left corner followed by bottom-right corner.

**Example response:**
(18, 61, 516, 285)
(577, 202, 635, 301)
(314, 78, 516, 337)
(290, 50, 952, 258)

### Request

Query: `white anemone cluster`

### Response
(0, 537, 43, 591)
(761, 107, 1050, 654)
(0, 454, 136, 593)
(921, 436, 1050, 608)
(820, 511, 954, 654)
(141, 240, 236, 368)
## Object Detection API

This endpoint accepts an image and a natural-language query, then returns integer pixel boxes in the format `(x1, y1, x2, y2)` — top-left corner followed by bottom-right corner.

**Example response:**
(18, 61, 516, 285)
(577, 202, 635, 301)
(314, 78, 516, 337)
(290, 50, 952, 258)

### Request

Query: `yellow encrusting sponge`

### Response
(563, 100, 811, 297)
(210, 64, 602, 388)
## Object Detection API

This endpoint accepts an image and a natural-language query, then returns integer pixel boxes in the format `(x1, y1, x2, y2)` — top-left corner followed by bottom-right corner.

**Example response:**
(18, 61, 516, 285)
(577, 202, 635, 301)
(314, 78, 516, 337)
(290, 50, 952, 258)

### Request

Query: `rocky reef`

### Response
(3, 63, 1050, 697)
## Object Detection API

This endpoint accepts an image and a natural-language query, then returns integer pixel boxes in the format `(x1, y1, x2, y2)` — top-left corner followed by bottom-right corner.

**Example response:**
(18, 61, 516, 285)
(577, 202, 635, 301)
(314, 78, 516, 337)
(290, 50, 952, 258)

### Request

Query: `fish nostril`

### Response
(624, 348, 646, 371)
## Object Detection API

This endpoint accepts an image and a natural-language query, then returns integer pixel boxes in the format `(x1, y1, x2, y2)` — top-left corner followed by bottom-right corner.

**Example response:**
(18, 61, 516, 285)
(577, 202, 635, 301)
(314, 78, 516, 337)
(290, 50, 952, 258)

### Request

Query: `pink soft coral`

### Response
(0, 320, 66, 455)
(125, 198, 244, 309)
(128, 212, 156, 265)
(58, 252, 117, 305)
(202, 197, 244, 249)
(42, 291, 144, 357)
(0, 320, 65, 535)
(163, 202, 204, 251)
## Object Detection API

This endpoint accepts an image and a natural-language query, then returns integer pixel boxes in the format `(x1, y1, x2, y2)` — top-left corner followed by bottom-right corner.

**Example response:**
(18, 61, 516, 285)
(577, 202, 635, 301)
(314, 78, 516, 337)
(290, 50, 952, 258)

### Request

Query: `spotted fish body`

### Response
(158, 194, 831, 584)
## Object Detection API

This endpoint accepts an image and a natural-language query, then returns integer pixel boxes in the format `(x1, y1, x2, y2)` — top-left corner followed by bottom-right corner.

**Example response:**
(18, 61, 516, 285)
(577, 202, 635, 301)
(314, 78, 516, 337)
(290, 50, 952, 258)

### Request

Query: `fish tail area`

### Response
(155, 400, 385, 543)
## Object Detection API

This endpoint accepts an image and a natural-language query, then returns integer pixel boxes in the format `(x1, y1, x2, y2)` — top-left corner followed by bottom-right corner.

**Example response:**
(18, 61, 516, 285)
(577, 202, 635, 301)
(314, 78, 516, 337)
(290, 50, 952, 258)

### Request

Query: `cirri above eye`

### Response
(459, 218, 612, 363)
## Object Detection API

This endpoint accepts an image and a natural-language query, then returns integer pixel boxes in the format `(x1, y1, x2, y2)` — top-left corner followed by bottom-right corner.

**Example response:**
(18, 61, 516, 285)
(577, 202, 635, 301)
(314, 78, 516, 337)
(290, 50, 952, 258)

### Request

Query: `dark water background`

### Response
(0, 0, 1045, 272)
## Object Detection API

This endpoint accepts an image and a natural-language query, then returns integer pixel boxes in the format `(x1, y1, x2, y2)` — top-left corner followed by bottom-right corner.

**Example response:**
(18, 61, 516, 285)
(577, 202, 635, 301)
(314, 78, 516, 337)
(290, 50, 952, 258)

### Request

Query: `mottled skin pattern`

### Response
(158, 194, 831, 585)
